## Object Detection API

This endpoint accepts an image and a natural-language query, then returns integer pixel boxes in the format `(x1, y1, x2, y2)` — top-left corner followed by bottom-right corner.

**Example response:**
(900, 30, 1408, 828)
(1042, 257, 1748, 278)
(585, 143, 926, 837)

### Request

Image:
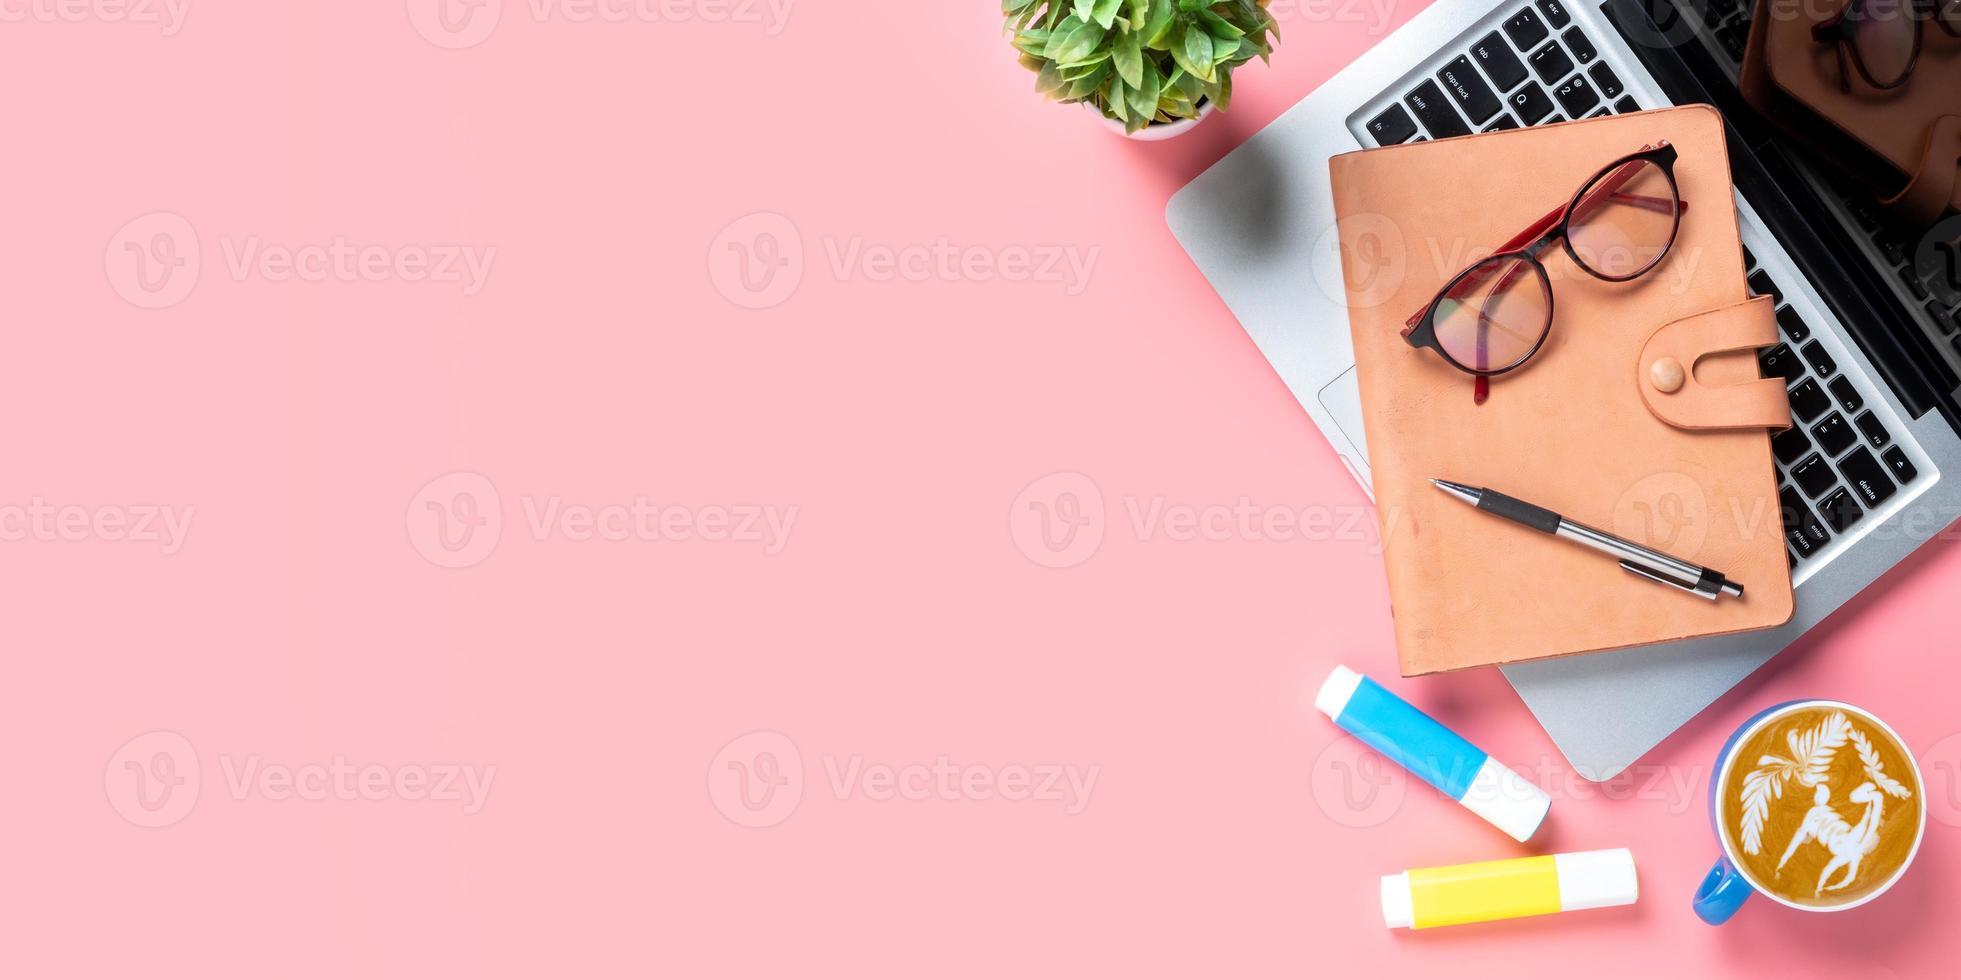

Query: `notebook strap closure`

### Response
(1638, 296, 1792, 431)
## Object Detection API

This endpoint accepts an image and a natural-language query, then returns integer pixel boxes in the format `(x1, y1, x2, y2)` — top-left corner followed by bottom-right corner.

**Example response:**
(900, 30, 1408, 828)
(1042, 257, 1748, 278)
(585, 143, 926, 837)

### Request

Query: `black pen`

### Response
(1431, 479, 1743, 601)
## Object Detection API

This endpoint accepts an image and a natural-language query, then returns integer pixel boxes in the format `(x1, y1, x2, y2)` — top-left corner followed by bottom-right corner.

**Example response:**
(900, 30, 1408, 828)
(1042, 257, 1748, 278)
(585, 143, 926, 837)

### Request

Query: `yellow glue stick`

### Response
(1380, 849, 1637, 929)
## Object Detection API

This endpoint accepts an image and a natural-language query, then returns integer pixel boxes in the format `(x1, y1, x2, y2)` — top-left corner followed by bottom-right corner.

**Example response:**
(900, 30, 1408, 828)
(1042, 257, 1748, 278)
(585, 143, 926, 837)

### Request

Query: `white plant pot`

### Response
(1088, 99, 1215, 141)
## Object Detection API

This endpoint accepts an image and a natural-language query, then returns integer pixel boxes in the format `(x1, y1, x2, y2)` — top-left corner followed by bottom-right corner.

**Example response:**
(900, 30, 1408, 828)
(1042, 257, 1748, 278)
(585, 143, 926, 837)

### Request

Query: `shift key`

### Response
(1437, 56, 1501, 125)
(1405, 80, 1470, 138)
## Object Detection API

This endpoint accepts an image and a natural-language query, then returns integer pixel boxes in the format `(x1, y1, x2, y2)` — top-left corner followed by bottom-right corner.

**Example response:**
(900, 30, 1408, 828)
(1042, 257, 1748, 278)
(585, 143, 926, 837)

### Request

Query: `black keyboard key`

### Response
(1883, 446, 1918, 484)
(1716, 22, 1748, 60)
(1819, 488, 1864, 533)
(1802, 340, 1838, 377)
(1588, 62, 1624, 100)
(1472, 31, 1529, 91)
(1879, 234, 1908, 267)
(1590, 108, 1611, 118)
(1530, 43, 1575, 85)
(1437, 56, 1503, 125)
(1743, 245, 1758, 269)
(1794, 454, 1837, 497)
(1536, 0, 1573, 28)
(1772, 424, 1813, 464)
(1789, 378, 1829, 422)
(1405, 81, 1470, 138)
(1367, 105, 1420, 145)
(1854, 410, 1891, 449)
(1508, 82, 1556, 124)
(1828, 376, 1863, 413)
(1748, 270, 1781, 304)
(1553, 74, 1599, 117)
(1758, 343, 1805, 384)
(1614, 96, 1641, 113)
(1780, 486, 1831, 558)
(1849, 197, 1882, 230)
(1565, 28, 1598, 64)
(1776, 304, 1810, 343)
(1900, 264, 1932, 302)
(1813, 411, 1856, 456)
(1705, 0, 1747, 20)
(1505, 7, 1551, 49)
(1838, 447, 1896, 509)
(1484, 115, 1521, 132)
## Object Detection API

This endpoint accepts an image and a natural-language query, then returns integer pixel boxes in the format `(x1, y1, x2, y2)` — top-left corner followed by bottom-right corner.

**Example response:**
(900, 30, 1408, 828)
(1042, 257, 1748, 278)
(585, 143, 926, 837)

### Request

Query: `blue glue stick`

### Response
(1315, 665, 1550, 842)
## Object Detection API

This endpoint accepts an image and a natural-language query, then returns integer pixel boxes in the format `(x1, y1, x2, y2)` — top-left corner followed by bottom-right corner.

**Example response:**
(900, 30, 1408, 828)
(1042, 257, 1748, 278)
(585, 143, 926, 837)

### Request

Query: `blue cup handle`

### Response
(1693, 855, 1754, 925)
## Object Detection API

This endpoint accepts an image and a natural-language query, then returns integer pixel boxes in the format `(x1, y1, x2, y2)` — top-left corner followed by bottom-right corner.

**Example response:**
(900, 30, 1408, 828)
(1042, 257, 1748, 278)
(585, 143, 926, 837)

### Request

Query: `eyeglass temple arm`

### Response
(1812, 13, 1854, 94)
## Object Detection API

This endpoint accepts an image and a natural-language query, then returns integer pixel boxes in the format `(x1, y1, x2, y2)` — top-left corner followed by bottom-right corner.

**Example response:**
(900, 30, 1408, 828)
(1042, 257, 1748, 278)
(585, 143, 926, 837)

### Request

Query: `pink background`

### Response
(9, 1, 1958, 976)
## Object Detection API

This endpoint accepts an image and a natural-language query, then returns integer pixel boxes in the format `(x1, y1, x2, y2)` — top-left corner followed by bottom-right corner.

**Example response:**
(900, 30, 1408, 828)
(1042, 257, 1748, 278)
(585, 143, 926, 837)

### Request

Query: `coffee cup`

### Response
(1694, 699, 1925, 924)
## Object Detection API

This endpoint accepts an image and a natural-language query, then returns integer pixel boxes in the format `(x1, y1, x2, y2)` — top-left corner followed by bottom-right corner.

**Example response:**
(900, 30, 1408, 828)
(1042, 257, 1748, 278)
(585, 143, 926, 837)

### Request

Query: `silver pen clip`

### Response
(1618, 559, 1736, 601)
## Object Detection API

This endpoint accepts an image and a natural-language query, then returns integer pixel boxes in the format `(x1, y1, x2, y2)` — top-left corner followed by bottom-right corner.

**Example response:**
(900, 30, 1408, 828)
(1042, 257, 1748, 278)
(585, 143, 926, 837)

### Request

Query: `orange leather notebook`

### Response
(1328, 106, 1794, 676)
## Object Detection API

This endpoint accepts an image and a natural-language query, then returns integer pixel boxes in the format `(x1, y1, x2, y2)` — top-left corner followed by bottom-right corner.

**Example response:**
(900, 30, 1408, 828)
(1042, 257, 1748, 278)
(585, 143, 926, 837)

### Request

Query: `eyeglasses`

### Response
(1814, 0, 1961, 93)
(1402, 144, 1687, 382)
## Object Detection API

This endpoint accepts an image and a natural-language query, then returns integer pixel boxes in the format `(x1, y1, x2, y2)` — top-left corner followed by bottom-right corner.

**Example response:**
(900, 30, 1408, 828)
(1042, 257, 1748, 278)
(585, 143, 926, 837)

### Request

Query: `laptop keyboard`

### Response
(1744, 250, 1921, 563)
(1352, 1, 1930, 574)
(1366, 0, 1640, 144)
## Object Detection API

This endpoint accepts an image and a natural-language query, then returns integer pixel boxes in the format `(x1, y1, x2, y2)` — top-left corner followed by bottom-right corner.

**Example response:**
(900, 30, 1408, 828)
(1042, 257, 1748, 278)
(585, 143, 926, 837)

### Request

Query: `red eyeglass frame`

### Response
(1401, 142, 1689, 381)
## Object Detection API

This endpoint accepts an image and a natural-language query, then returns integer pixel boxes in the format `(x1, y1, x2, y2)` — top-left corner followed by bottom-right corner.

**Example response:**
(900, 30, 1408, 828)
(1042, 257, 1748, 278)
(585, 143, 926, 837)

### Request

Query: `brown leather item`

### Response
(1741, 3, 1961, 225)
(1639, 297, 1795, 431)
(1328, 106, 1794, 676)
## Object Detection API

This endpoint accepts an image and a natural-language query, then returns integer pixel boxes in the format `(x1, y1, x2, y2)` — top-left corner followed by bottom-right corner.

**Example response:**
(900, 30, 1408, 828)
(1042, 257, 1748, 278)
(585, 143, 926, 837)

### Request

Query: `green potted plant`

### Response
(1006, 0, 1277, 140)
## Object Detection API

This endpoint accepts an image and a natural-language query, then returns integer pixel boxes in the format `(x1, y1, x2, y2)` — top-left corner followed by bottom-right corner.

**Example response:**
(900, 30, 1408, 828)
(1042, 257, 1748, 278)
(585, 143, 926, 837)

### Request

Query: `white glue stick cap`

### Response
(1379, 872, 1415, 929)
(1554, 849, 1639, 911)
(1459, 756, 1553, 843)
(1314, 665, 1363, 720)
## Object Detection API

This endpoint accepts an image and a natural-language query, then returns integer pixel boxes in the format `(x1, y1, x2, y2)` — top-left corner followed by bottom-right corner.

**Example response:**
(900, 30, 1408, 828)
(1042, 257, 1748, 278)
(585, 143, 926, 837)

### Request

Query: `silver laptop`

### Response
(1168, 0, 1961, 779)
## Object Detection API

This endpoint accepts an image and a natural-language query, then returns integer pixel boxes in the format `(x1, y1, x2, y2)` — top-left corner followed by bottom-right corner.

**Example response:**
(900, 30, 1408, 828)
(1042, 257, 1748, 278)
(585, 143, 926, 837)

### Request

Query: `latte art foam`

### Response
(1719, 705, 1922, 908)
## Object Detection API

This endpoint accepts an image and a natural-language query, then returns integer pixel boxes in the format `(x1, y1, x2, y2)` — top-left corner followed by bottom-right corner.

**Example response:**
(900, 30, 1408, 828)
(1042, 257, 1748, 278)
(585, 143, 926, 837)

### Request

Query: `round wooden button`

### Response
(1649, 357, 1686, 394)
